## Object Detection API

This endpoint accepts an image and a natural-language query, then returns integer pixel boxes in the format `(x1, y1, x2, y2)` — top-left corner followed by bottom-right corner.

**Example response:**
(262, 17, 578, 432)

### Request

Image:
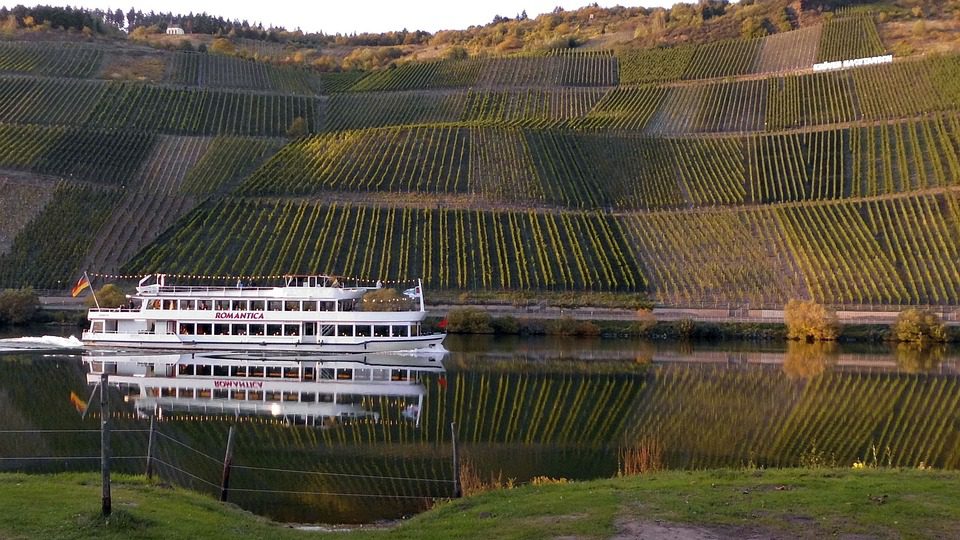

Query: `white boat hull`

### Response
(82, 332, 446, 353)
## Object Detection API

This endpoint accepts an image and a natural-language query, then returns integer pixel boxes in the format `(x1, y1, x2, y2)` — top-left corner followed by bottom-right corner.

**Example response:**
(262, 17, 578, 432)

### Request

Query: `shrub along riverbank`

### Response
(1, 469, 959, 539)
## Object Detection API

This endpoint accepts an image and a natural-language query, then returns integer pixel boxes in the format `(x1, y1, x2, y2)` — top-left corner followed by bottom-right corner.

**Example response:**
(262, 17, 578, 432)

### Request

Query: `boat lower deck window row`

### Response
(175, 323, 417, 337)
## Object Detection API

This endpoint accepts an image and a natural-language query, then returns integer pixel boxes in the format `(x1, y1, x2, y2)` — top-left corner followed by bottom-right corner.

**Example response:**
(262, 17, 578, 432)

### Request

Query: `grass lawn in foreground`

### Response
(1, 468, 958, 539)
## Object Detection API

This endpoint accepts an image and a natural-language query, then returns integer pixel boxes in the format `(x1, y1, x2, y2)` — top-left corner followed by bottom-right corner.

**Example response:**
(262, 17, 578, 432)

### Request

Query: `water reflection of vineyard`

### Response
(3, 343, 960, 523)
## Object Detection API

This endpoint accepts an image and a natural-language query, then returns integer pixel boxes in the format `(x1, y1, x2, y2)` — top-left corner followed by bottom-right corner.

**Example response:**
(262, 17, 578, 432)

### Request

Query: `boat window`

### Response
(267, 301, 282, 312)
(248, 390, 263, 401)
(198, 300, 212, 310)
(303, 323, 316, 336)
(214, 324, 230, 335)
(285, 301, 300, 311)
(105, 320, 118, 333)
(302, 301, 317, 311)
(178, 364, 195, 375)
(338, 300, 355, 312)
(213, 389, 229, 400)
(215, 300, 229, 310)
(319, 301, 334, 311)
(337, 325, 354, 337)
(372, 369, 389, 381)
(319, 368, 334, 380)
(147, 299, 160, 309)
(354, 368, 371, 381)
(231, 300, 247, 311)
(196, 323, 212, 336)
(283, 392, 299, 402)
(230, 366, 247, 377)
(162, 299, 175, 310)
(231, 324, 247, 335)
(283, 324, 300, 336)
(392, 325, 409, 337)
(318, 393, 334, 403)
(91, 321, 104, 333)
(356, 325, 371, 337)
(179, 299, 195, 310)
(411, 324, 420, 336)
(249, 366, 265, 378)
(250, 300, 265, 311)
(301, 392, 316, 403)
(336, 368, 353, 380)
(179, 323, 195, 335)
(303, 367, 315, 381)
(320, 324, 334, 336)
(374, 325, 390, 337)
(213, 365, 229, 377)
(391, 369, 409, 382)
(161, 387, 176, 397)
(197, 389, 212, 399)
(231, 390, 245, 400)
(250, 324, 265, 336)
(196, 365, 212, 376)
(284, 367, 299, 379)
(178, 388, 194, 398)
(267, 324, 282, 336)
(267, 366, 283, 378)
(266, 391, 282, 402)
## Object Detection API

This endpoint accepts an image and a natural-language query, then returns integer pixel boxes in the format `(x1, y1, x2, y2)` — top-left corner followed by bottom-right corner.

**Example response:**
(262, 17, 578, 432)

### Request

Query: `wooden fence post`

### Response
(145, 415, 156, 481)
(451, 422, 461, 498)
(100, 373, 111, 517)
(219, 425, 236, 502)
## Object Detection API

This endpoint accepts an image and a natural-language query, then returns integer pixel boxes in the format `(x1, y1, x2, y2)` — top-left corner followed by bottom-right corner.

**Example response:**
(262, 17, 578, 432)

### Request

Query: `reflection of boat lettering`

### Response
(214, 312, 265, 320)
(213, 380, 263, 389)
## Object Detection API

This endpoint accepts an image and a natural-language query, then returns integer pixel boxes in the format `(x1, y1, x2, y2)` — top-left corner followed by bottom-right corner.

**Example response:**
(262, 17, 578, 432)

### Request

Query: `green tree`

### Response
(0, 288, 39, 325)
(446, 307, 493, 333)
(784, 299, 838, 342)
(85, 284, 127, 308)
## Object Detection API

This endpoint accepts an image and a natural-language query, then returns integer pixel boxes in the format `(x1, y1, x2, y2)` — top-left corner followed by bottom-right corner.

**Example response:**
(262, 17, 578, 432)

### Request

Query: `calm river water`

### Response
(1, 331, 958, 524)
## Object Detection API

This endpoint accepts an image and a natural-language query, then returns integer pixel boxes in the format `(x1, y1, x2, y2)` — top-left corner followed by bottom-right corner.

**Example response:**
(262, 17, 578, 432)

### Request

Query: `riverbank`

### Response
(2, 468, 959, 539)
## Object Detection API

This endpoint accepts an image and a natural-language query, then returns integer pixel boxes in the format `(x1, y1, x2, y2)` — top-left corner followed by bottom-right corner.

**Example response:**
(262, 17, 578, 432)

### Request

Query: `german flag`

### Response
(71, 274, 90, 297)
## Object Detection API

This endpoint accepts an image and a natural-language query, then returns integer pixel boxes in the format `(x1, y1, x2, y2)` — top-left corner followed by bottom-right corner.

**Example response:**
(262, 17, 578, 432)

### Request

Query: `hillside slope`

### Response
(0, 7, 959, 309)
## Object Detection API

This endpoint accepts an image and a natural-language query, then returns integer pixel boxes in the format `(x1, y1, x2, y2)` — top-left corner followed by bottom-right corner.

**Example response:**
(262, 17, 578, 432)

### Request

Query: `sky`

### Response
(30, 1, 679, 35)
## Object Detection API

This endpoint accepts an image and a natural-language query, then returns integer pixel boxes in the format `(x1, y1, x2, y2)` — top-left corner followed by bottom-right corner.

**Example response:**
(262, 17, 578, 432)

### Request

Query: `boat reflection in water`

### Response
(83, 350, 446, 428)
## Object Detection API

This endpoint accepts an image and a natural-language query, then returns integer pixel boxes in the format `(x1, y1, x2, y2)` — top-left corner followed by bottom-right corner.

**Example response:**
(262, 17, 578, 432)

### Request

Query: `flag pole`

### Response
(86, 271, 100, 309)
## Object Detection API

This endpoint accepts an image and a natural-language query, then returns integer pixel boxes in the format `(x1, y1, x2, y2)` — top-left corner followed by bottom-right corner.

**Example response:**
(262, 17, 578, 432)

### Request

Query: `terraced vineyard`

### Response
(0, 41, 103, 77)
(166, 52, 318, 94)
(0, 174, 56, 254)
(0, 19, 957, 308)
(0, 183, 122, 288)
(817, 14, 885, 63)
(125, 199, 645, 292)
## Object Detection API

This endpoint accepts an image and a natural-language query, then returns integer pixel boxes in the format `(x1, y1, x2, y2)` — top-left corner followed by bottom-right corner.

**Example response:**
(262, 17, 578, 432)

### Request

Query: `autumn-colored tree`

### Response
(784, 299, 838, 342)
(892, 308, 947, 343)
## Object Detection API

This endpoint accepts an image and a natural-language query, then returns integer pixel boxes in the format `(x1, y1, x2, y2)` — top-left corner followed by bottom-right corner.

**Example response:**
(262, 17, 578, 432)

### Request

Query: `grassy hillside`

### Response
(4, 469, 960, 538)
(0, 3, 959, 308)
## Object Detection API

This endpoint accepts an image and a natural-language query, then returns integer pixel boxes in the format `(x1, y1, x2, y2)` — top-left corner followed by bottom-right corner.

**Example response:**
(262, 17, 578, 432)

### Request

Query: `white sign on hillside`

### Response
(813, 55, 893, 72)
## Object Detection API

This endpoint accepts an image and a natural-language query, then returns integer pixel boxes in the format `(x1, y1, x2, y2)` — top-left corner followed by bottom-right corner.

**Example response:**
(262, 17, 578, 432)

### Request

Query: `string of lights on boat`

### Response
(85, 272, 419, 285)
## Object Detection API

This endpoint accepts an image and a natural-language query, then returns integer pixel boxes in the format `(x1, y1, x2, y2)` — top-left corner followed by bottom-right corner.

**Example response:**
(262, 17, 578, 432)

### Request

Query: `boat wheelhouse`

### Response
(82, 274, 445, 353)
(84, 351, 445, 427)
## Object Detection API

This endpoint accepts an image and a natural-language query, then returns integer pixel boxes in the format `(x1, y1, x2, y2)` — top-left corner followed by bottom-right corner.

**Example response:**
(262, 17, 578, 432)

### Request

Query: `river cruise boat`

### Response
(82, 274, 445, 353)
(84, 351, 445, 427)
